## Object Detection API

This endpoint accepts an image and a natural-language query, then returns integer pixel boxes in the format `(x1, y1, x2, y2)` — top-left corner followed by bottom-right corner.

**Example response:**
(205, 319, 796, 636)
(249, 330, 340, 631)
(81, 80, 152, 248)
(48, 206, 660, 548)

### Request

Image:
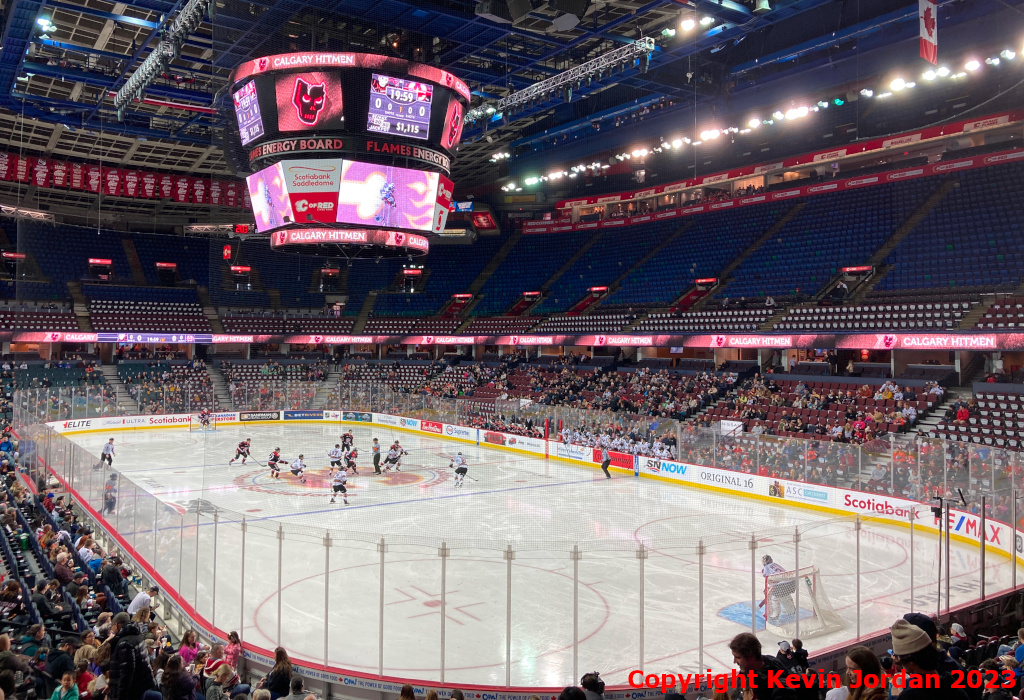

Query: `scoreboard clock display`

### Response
(367, 74, 433, 140)
(232, 80, 265, 146)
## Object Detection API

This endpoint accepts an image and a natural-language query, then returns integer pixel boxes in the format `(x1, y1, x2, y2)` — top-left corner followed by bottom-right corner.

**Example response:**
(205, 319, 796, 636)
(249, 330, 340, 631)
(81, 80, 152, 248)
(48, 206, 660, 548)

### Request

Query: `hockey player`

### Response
(100, 439, 116, 467)
(449, 452, 469, 487)
(371, 438, 382, 474)
(230, 438, 252, 465)
(289, 455, 307, 484)
(198, 409, 212, 429)
(327, 444, 343, 472)
(344, 447, 359, 475)
(382, 442, 406, 472)
(267, 447, 283, 479)
(341, 430, 355, 450)
(330, 468, 349, 505)
(760, 554, 797, 622)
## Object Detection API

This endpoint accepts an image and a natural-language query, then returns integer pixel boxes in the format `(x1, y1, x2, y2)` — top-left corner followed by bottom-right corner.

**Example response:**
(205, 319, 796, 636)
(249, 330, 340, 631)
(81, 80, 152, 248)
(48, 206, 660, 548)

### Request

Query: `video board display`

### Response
(232, 81, 265, 146)
(275, 72, 345, 132)
(246, 162, 294, 233)
(245, 158, 453, 234)
(367, 74, 433, 140)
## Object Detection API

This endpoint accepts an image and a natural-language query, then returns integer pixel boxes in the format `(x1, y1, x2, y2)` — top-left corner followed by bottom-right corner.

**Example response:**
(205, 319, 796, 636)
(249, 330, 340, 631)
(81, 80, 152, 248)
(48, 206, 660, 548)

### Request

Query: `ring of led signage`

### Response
(268, 228, 429, 258)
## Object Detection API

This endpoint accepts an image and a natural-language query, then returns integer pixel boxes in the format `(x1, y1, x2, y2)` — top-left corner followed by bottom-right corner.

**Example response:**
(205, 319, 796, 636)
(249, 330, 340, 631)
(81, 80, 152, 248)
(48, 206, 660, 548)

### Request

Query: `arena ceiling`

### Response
(0, 0, 1022, 222)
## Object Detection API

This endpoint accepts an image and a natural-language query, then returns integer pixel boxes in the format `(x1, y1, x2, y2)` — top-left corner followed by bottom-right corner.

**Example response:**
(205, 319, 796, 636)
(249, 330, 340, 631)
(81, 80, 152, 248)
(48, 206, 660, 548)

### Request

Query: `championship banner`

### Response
(12, 155, 30, 183)
(209, 179, 223, 206)
(158, 174, 174, 199)
(919, 0, 937, 65)
(140, 172, 158, 199)
(85, 165, 102, 193)
(69, 163, 86, 190)
(123, 170, 141, 199)
(225, 181, 240, 208)
(192, 177, 208, 205)
(172, 175, 191, 203)
(31, 158, 51, 188)
(51, 161, 69, 188)
(103, 168, 122, 197)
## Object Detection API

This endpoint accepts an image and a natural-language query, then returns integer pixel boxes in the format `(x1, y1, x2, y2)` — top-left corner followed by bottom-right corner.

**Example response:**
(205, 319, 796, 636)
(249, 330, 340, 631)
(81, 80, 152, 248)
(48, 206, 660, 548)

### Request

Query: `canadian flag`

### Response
(919, 0, 937, 65)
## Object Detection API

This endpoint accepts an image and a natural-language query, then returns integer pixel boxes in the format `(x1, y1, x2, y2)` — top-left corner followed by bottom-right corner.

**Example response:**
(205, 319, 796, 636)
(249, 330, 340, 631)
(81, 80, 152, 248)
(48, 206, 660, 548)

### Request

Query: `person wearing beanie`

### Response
(890, 620, 968, 700)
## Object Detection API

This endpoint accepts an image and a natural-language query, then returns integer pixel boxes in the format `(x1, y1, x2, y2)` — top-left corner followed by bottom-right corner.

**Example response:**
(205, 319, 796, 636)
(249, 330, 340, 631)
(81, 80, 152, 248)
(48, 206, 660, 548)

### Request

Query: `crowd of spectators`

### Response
(716, 376, 944, 443)
(121, 363, 215, 415)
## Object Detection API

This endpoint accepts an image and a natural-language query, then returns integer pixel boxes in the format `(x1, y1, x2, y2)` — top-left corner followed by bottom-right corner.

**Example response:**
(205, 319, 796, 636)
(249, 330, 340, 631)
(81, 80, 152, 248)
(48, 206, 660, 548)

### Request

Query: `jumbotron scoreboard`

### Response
(228, 53, 471, 257)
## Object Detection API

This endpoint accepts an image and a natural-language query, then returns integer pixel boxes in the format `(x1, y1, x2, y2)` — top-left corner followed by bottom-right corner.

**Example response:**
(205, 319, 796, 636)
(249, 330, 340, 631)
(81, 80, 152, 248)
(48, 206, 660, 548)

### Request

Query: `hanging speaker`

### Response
(507, 0, 532, 23)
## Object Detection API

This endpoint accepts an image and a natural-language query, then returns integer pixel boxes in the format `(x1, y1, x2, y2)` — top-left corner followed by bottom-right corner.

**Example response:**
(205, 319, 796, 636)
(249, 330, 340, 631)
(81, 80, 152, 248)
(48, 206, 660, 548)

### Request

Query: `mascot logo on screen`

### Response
(274, 231, 289, 247)
(293, 78, 327, 125)
(714, 335, 727, 347)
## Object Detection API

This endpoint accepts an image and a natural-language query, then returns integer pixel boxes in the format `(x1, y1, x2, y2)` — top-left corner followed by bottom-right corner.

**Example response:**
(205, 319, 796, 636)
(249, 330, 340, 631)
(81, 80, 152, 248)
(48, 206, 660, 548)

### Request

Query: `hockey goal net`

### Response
(764, 565, 844, 638)
(189, 414, 217, 431)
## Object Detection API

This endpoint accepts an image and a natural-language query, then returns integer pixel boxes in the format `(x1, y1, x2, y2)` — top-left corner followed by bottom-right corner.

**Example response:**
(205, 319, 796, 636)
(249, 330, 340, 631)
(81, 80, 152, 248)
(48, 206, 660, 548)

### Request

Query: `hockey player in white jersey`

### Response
(330, 469, 349, 505)
(449, 452, 469, 487)
(760, 554, 797, 621)
(382, 442, 406, 472)
(327, 445, 343, 472)
(289, 455, 308, 484)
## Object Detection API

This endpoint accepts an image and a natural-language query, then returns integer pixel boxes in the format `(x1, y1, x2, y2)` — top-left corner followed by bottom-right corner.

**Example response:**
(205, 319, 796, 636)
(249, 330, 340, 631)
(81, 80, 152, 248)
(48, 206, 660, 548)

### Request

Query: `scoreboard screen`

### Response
(232, 81, 265, 146)
(366, 74, 433, 141)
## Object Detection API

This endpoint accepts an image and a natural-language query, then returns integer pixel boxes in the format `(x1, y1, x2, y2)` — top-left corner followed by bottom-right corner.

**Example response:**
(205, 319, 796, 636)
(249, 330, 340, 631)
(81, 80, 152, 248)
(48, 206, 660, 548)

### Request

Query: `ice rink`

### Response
(63, 421, 1020, 687)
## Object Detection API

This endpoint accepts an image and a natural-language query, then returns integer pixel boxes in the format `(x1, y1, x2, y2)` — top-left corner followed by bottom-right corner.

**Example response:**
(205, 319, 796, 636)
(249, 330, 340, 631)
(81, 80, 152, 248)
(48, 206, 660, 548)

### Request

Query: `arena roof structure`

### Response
(0, 0, 1023, 224)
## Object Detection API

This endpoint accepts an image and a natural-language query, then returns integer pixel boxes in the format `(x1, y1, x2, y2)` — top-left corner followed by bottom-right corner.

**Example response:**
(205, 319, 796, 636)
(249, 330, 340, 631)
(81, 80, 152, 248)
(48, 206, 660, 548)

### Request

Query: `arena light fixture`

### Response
(936, 66, 951, 77)
(889, 77, 906, 91)
(1001, 49, 1016, 60)
(905, 81, 916, 88)
(965, 59, 981, 71)
(922, 70, 937, 80)
(700, 16, 714, 25)
(699, 129, 720, 140)
(859, 88, 874, 97)
(876, 92, 893, 99)
(671, 138, 683, 147)
(772, 110, 785, 120)
(661, 27, 676, 37)
(680, 17, 696, 31)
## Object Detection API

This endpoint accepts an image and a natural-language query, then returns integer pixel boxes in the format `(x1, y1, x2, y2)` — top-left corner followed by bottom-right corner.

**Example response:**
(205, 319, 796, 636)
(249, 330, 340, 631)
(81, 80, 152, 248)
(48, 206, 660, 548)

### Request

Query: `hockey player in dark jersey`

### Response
(230, 438, 252, 464)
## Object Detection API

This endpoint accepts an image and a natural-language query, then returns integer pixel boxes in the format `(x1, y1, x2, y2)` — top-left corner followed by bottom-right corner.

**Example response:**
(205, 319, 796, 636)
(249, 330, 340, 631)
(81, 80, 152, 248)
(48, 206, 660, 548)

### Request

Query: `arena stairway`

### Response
(693, 202, 807, 310)
(311, 370, 343, 409)
(100, 365, 139, 413)
(598, 221, 695, 310)
(848, 177, 960, 304)
(205, 364, 233, 409)
(531, 229, 606, 310)
(66, 281, 93, 332)
(121, 238, 147, 285)
(197, 286, 225, 333)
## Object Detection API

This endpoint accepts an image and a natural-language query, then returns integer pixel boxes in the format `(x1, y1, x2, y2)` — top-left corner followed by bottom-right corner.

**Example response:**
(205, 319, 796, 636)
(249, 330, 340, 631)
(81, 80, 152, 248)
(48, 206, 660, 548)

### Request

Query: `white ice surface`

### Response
(62, 422, 1017, 688)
